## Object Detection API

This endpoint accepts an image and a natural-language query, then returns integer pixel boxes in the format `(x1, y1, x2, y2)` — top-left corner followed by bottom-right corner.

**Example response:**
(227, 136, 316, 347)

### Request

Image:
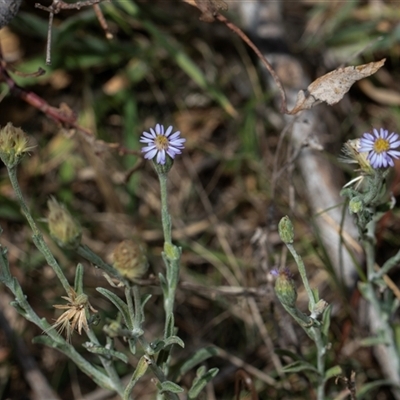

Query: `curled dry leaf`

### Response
(182, 0, 228, 22)
(287, 59, 386, 115)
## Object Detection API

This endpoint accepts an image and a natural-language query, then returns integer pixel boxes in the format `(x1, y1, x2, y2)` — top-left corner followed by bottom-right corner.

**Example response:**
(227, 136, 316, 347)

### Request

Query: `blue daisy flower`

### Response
(140, 124, 186, 165)
(359, 128, 400, 168)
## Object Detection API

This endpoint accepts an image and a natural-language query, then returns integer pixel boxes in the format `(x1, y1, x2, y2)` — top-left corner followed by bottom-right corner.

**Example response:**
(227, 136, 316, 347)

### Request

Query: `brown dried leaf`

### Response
(288, 59, 386, 115)
(182, 0, 228, 22)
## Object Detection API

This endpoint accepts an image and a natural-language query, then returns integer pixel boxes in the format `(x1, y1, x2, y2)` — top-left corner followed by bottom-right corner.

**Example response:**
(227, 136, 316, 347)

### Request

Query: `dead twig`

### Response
(182, 0, 288, 112)
(0, 53, 140, 159)
(93, 3, 113, 39)
(214, 13, 288, 114)
(35, 0, 109, 65)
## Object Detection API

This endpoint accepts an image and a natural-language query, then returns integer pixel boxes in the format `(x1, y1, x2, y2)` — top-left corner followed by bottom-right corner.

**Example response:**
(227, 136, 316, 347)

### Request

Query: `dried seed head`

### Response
(52, 288, 97, 341)
(112, 239, 148, 281)
(0, 123, 33, 167)
(47, 197, 82, 249)
(340, 138, 373, 175)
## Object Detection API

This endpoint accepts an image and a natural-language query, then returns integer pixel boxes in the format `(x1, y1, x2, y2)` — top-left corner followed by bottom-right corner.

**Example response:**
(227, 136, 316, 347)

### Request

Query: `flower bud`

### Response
(103, 319, 123, 338)
(272, 268, 297, 308)
(164, 242, 181, 260)
(349, 197, 363, 214)
(0, 123, 32, 167)
(112, 240, 148, 281)
(47, 197, 82, 248)
(278, 216, 294, 244)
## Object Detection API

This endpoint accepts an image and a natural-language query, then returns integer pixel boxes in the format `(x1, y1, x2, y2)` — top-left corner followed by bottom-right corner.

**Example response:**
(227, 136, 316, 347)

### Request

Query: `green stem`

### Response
(86, 329, 125, 397)
(0, 277, 117, 392)
(362, 237, 400, 375)
(286, 243, 316, 310)
(7, 166, 71, 293)
(123, 283, 180, 393)
(312, 327, 326, 400)
(154, 169, 182, 380)
(280, 304, 314, 339)
(282, 298, 326, 397)
(156, 170, 180, 336)
(158, 173, 172, 245)
(364, 237, 376, 280)
(132, 285, 143, 328)
(135, 337, 179, 400)
(163, 253, 180, 338)
(125, 285, 145, 340)
(123, 356, 150, 400)
(125, 286, 136, 326)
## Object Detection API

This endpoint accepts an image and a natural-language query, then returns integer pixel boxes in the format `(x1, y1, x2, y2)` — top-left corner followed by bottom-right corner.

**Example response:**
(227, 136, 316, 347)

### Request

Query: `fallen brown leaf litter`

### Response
(287, 59, 386, 114)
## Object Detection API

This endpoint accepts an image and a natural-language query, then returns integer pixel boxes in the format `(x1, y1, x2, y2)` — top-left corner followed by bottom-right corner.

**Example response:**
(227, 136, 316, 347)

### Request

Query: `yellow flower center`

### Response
(155, 135, 169, 150)
(373, 138, 390, 154)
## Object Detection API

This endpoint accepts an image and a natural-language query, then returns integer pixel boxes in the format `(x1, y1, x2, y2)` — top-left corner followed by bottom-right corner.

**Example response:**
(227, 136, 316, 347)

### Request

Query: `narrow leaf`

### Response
(357, 379, 396, 399)
(96, 287, 132, 329)
(324, 365, 342, 381)
(282, 361, 319, 374)
(163, 335, 185, 349)
(74, 263, 84, 294)
(360, 336, 388, 347)
(83, 342, 128, 363)
(188, 368, 219, 398)
(274, 348, 302, 362)
(159, 381, 184, 394)
(322, 304, 333, 337)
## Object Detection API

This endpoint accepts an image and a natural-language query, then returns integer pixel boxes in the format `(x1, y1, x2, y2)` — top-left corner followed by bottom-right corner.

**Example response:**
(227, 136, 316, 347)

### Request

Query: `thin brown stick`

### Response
(1, 61, 45, 78)
(35, 0, 106, 64)
(93, 3, 113, 39)
(0, 60, 142, 158)
(35, 0, 102, 13)
(45, 10, 54, 65)
(215, 13, 288, 113)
